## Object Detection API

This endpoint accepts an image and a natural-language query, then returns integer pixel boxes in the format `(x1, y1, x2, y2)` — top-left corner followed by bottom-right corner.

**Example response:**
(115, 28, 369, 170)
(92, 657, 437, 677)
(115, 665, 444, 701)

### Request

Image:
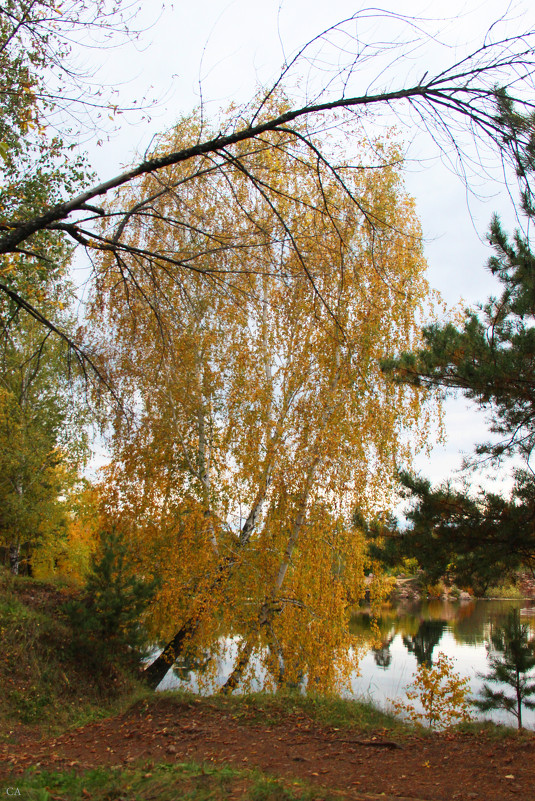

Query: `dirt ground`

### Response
(1, 698, 534, 800)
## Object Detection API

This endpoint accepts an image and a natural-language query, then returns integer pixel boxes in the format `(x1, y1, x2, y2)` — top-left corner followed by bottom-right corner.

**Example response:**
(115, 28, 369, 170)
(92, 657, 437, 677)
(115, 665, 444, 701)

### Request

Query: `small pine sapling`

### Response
(65, 528, 160, 665)
(475, 609, 535, 729)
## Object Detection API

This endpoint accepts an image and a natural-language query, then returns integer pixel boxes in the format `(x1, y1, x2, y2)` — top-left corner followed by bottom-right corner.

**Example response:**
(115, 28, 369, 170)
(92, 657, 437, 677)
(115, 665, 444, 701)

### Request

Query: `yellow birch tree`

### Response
(89, 99, 436, 691)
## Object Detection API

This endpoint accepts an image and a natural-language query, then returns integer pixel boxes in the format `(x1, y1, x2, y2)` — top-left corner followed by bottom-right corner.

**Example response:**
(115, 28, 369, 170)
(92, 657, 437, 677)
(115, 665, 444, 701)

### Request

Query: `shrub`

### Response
(392, 652, 472, 730)
(425, 580, 446, 598)
(484, 584, 523, 600)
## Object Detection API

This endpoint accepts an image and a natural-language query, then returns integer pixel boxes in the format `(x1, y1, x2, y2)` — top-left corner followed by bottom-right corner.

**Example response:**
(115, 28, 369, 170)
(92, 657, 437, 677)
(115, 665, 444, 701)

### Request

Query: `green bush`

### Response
(484, 584, 523, 599)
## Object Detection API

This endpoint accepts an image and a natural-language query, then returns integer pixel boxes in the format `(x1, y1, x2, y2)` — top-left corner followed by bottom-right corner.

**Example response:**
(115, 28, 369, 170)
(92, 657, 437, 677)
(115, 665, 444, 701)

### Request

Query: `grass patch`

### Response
(1, 761, 337, 801)
(156, 688, 410, 734)
(453, 718, 534, 739)
(0, 569, 144, 735)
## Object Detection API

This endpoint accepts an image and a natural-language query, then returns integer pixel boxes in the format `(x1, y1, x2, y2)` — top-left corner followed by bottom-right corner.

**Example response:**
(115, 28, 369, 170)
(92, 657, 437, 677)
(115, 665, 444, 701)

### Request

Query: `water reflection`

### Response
(402, 619, 446, 667)
(159, 599, 535, 728)
(372, 636, 393, 669)
(171, 652, 211, 683)
(349, 599, 535, 728)
(350, 599, 535, 651)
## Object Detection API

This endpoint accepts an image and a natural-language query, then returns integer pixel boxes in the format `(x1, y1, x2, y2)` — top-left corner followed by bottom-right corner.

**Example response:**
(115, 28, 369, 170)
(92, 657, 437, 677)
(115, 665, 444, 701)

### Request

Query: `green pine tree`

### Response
(382, 104, 535, 585)
(475, 610, 535, 729)
(66, 529, 160, 666)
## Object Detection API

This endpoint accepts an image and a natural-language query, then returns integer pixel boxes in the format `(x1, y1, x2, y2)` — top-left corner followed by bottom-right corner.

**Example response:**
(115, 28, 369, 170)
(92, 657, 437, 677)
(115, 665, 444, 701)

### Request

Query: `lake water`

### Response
(157, 598, 535, 729)
(347, 598, 535, 728)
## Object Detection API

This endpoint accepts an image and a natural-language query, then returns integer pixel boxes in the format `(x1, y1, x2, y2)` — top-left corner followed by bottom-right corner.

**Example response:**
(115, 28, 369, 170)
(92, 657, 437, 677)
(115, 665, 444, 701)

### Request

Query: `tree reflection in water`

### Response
(372, 636, 394, 669)
(402, 620, 446, 667)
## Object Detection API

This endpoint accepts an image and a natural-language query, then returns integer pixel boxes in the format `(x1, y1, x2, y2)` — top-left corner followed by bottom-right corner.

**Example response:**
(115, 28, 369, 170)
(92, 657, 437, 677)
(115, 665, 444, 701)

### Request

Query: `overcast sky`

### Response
(80, 0, 535, 492)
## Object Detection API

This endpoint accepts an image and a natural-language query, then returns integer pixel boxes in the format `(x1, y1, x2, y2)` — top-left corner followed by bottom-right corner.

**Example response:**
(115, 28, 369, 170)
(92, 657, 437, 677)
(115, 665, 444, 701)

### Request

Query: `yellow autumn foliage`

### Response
(31, 484, 100, 584)
(88, 97, 438, 692)
(392, 651, 472, 729)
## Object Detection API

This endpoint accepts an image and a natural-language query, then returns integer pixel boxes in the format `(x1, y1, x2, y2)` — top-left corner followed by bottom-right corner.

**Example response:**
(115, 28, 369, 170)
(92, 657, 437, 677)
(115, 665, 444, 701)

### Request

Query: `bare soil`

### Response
(1, 697, 534, 800)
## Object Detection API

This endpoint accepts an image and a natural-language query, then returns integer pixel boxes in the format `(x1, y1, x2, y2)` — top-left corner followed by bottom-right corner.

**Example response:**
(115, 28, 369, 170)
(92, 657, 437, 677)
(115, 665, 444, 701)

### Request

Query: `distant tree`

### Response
(475, 609, 535, 730)
(0, 316, 88, 574)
